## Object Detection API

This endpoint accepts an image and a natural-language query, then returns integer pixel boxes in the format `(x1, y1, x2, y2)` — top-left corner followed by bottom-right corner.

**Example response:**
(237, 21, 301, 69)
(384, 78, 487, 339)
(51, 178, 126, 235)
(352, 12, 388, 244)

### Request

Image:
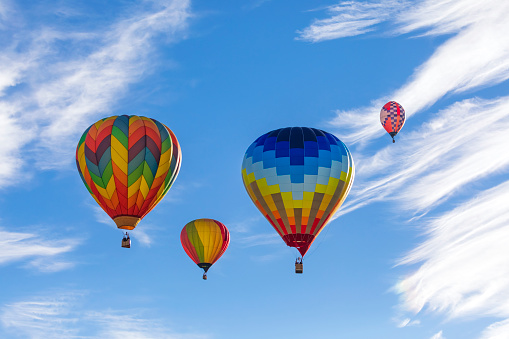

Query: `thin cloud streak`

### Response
(1, 292, 208, 339)
(297, 1, 405, 42)
(0, 0, 191, 188)
(0, 228, 77, 271)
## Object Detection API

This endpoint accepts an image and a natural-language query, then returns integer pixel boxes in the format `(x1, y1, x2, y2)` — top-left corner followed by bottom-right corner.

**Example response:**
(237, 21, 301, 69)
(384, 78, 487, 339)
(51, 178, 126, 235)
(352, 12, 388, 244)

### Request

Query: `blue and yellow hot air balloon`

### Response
(241, 127, 354, 272)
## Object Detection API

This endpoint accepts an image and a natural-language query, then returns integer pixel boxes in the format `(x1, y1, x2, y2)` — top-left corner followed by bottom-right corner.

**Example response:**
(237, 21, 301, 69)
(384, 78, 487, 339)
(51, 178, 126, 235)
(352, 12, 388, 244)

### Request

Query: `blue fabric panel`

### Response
(316, 136, 330, 150)
(290, 173, 304, 183)
(263, 136, 277, 151)
(262, 150, 276, 169)
(292, 191, 304, 200)
(290, 127, 304, 148)
(304, 157, 318, 167)
(256, 133, 268, 147)
(318, 150, 332, 167)
(277, 174, 291, 184)
(279, 183, 292, 192)
(275, 141, 290, 157)
(252, 145, 264, 163)
(276, 164, 290, 176)
(304, 165, 318, 175)
(276, 157, 290, 167)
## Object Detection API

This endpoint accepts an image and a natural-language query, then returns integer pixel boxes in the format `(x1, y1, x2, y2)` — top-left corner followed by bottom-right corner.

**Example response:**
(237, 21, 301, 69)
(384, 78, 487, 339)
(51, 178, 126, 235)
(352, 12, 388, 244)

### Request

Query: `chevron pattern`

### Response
(76, 115, 181, 229)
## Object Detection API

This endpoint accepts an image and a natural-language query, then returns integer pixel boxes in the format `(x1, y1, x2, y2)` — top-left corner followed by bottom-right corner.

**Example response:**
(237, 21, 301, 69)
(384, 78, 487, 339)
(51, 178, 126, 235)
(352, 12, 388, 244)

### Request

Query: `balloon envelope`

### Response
(380, 101, 405, 141)
(180, 219, 230, 272)
(76, 115, 181, 230)
(241, 127, 354, 256)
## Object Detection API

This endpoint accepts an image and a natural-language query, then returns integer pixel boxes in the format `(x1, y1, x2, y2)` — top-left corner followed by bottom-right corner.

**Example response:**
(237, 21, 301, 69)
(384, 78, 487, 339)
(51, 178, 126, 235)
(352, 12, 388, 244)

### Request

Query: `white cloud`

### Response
(0, 228, 77, 271)
(298, 0, 509, 145)
(237, 233, 281, 247)
(0, 0, 191, 187)
(1, 294, 80, 339)
(395, 180, 509, 319)
(335, 96, 509, 217)
(0, 292, 208, 339)
(430, 331, 445, 339)
(395, 317, 420, 328)
(478, 319, 509, 339)
(297, 1, 405, 42)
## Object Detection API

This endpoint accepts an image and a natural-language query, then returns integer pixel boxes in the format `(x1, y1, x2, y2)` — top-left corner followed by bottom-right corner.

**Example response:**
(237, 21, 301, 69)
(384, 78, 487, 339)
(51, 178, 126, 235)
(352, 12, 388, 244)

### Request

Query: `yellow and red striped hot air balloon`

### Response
(76, 115, 181, 247)
(180, 219, 230, 280)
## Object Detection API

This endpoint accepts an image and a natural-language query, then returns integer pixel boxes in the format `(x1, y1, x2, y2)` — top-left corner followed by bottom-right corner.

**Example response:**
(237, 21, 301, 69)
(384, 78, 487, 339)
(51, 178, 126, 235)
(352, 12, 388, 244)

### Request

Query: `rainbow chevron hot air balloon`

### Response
(241, 127, 354, 270)
(76, 115, 181, 244)
(181, 219, 230, 280)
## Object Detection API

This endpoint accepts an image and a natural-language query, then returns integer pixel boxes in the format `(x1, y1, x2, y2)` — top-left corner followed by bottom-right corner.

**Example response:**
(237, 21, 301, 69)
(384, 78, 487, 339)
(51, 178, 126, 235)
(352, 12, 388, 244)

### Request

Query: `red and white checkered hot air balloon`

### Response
(380, 101, 405, 143)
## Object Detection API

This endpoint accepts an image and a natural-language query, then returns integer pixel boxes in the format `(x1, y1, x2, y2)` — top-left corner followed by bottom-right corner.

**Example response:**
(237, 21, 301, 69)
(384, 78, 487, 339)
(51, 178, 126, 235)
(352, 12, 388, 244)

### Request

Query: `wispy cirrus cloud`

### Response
(299, 0, 509, 144)
(297, 1, 405, 42)
(0, 0, 191, 188)
(396, 180, 509, 319)
(299, 1, 509, 338)
(430, 331, 445, 339)
(0, 292, 208, 339)
(335, 96, 509, 217)
(478, 319, 509, 339)
(0, 228, 77, 271)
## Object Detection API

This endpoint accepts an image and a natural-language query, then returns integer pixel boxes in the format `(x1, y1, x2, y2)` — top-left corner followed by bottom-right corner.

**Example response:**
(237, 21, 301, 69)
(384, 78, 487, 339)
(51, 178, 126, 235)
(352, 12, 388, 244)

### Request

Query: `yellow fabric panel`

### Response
(293, 200, 303, 208)
(111, 135, 128, 164)
(105, 176, 116, 197)
(269, 184, 280, 194)
(194, 219, 223, 263)
(325, 177, 340, 195)
(128, 176, 142, 198)
(246, 172, 256, 184)
(281, 192, 293, 209)
(256, 178, 270, 196)
(139, 175, 150, 199)
(315, 184, 327, 194)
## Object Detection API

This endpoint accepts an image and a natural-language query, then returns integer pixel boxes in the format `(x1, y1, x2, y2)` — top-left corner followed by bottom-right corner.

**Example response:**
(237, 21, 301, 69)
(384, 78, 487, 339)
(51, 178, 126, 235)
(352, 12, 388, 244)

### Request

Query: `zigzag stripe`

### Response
(76, 115, 181, 221)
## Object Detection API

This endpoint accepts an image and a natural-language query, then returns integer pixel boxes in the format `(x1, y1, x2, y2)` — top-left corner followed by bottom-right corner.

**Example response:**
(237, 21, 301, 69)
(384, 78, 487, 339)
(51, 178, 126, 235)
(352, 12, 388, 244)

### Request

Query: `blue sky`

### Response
(1, 0, 509, 338)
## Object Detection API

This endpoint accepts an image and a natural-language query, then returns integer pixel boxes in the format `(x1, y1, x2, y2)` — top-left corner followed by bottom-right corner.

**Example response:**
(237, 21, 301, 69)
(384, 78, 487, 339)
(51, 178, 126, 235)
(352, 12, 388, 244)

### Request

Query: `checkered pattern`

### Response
(241, 127, 354, 256)
(380, 101, 405, 135)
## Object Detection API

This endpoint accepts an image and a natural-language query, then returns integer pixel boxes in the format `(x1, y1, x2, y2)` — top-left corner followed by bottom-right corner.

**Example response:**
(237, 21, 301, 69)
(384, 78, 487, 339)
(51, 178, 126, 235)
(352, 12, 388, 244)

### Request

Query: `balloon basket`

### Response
(121, 237, 131, 248)
(295, 263, 303, 274)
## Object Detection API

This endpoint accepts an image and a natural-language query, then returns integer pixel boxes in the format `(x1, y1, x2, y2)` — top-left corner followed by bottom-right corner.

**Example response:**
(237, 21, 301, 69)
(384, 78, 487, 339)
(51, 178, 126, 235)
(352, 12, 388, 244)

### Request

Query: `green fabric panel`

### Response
(101, 161, 113, 185)
(187, 222, 205, 263)
(98, 147, 111, 174)
(128, 161, 144, 186)
(161, 137, 171, 154)
(89, 170, 106, 189)
(142, 162, 154, 188)
(128, 150, 146, 175)
(111, 125, 128, 148)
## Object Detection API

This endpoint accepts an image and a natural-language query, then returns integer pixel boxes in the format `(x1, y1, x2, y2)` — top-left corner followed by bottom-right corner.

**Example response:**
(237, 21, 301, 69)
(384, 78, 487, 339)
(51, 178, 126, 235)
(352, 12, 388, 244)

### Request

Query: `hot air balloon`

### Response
(76, 115, 181, 247)
(241, 127, 354, 273)
(380, 101, 405, 143)
(181, 219, 230, 280)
